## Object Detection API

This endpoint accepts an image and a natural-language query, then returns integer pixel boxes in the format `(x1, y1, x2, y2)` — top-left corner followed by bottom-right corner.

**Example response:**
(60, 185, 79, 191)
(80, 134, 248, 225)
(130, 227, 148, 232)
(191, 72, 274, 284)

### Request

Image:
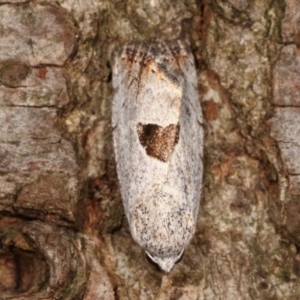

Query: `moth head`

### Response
(146, 249, 184, 273)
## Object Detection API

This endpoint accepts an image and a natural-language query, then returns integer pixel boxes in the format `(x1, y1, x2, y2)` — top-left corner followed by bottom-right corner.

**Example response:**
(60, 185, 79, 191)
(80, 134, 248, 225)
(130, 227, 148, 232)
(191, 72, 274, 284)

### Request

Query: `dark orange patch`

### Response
(137, 123, 180, 162)
(38, 67, 48, 80)
(197, 0, 211, 40)
(211, 157, 233, 181)
(202, 99, 218, 121)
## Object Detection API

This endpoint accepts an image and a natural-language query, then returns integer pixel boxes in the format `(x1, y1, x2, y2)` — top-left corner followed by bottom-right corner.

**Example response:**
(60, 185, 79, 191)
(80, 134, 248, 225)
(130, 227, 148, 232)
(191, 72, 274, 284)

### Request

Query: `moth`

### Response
(112, 40, 203, 272)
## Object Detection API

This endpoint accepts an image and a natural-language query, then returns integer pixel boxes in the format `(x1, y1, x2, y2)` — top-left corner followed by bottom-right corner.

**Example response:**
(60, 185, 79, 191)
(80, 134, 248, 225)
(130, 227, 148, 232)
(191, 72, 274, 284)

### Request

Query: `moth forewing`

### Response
(112, 40, 203, 273)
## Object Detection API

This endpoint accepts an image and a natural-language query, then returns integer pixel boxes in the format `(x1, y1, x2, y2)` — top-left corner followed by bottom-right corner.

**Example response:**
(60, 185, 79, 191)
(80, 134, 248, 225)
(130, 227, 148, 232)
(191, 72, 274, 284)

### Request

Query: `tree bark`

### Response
(0, 0, 299, 299)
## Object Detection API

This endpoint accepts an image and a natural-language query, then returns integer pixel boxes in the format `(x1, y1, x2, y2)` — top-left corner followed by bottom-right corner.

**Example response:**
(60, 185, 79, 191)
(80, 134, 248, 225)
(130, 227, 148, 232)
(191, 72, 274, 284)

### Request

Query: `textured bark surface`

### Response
(0, 0, 300, 299)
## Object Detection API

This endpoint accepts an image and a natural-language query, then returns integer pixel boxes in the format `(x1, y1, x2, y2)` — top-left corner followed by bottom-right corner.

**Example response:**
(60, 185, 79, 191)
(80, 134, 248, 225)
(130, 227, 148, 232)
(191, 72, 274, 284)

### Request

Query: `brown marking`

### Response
(123, 42, 157, 95)
(166, 41, 183, 61)
(137, 123, 180, 162)
(121, 42, 182, 92)
(0, 61, 29, 87)
(202, 99, 219, 121)
(38, 67, 48, 80)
